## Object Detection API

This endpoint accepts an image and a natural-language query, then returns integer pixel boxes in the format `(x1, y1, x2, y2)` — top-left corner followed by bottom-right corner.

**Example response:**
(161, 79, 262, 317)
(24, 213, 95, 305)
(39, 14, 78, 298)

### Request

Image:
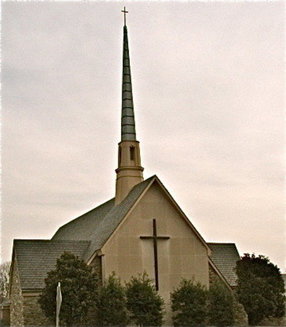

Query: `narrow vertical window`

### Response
(130, 146, 135, 161)
(119, 147, 122, 165)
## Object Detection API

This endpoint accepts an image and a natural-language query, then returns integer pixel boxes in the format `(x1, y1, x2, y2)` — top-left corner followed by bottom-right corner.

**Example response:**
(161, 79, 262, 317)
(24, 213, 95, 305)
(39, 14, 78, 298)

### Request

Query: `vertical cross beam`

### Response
(121, 7, 128, 26)
(140, 219, 170, 291)
(152, 219, 159, 291)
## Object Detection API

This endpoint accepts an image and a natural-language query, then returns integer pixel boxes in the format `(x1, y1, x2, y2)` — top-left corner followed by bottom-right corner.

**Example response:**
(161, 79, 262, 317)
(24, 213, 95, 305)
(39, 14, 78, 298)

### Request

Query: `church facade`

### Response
(8, 20, 240, 327)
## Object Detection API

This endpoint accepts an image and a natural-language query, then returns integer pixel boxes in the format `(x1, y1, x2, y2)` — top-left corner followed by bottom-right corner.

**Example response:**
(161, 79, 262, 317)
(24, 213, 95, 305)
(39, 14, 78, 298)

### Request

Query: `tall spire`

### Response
(121, 23, 136, 141)
(115, 11, 144, 205)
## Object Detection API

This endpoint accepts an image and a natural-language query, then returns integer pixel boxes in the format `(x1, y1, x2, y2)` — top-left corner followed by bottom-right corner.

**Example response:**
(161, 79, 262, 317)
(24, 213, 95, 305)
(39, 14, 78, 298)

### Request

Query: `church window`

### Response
(119, 147, 122, 165)
(130, 146, 135, 161)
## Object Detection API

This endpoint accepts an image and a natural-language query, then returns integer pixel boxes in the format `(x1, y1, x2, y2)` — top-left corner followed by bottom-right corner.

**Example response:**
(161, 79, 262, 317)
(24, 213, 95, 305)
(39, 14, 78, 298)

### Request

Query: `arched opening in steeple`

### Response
(130, 146, 135, 161)
(118, 146, 122, 165)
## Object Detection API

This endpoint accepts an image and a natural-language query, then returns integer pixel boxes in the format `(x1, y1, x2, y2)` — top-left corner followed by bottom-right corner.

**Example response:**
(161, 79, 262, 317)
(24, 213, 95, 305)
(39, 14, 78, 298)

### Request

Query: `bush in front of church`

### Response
(95, 273, 129, 326)
(171, 279, 208, 326)
(126, 272, 165, 326)
(207, 279, 234, 326)
(38, 252, 99, 326)
(236, 253, 285, 326)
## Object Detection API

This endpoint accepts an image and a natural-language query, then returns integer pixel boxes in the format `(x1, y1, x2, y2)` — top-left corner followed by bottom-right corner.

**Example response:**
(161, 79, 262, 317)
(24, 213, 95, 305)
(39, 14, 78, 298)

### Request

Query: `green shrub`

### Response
(236, 254, 285, 325)
(95, 273, 129, 326)
(39, 252, 98, 327)
(171, 279, 207, 326)
(126, 273, 165, 326)
(208, 280, 234, 326)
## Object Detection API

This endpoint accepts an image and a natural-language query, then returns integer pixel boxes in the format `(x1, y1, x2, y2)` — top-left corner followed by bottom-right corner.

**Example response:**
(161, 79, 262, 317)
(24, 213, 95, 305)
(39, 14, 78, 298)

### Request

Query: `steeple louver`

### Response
(121, 26, 136, 141)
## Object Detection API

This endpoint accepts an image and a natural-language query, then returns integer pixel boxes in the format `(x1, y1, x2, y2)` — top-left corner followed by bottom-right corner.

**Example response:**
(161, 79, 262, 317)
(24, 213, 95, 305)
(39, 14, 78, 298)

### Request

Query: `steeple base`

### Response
(115, 167, 144, 204)
(115, 141, 144, 204)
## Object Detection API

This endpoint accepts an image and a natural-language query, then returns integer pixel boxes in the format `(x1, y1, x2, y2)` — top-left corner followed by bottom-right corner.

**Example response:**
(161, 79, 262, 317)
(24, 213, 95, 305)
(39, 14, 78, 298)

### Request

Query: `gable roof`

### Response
(53, 175, 210, 261)
(13, 175, 213, 291)
(52, 198, 115, 241)
(13, 240, 90, 290)
(52, 176, 155, 261)
(208, 242, 240, 287)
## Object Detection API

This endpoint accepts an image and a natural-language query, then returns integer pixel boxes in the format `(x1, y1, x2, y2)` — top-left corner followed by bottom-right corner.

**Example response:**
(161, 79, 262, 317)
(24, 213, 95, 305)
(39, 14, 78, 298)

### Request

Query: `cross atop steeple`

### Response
(121, 7, 128, 26)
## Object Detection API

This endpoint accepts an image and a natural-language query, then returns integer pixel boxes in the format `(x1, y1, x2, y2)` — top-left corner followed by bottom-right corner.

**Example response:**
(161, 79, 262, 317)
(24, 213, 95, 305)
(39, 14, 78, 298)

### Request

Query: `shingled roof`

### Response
(14, 177, 238, 292)
(14, 240, 90, 290)
(208, 242, 240, 287)
(13, 177, 154, 291)
(52, 176, 155, 260)
(52, 198, 115, 242)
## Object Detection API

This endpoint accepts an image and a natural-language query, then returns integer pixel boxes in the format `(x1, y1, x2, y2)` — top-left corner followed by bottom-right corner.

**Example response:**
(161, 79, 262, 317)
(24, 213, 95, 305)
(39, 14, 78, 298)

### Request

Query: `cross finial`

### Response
(121, 6, 128, 26)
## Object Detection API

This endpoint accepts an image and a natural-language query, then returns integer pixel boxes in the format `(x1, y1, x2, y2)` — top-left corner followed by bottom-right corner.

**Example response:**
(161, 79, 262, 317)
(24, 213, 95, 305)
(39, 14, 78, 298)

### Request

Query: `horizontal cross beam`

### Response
(140, 219, 170, 290)
(140, 236, 170, 240)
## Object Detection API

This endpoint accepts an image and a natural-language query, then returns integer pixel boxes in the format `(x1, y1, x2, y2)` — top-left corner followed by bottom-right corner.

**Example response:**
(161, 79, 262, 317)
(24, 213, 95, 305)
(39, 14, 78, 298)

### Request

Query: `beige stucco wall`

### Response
(102, 180, 209, 324)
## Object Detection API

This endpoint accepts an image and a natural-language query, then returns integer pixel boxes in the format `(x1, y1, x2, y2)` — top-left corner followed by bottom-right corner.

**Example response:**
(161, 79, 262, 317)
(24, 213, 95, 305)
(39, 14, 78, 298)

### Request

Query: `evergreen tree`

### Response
(95, 273, 129, 327)
(208, 280, 234, 326)
(171, 279, 207, 327)
(0, 262, 10, 302)
(126, 273, 165, 327)
(236, 253, 285, 325)
(39, 252, 98, 326)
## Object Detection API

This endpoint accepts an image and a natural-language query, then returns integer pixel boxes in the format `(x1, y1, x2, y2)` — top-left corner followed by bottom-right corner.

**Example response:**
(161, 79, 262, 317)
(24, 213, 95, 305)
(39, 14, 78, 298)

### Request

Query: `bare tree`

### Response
(0, 262, 10, 302)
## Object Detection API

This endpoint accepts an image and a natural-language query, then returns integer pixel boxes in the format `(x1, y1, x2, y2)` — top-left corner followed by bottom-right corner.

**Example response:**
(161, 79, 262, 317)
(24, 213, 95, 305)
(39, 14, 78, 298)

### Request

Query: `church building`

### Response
(8, 17, 241, 326)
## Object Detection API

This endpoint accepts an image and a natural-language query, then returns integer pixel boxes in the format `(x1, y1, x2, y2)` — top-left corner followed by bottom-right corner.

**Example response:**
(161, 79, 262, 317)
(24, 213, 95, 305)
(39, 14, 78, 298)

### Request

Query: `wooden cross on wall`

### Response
(140, 219, 170, 291)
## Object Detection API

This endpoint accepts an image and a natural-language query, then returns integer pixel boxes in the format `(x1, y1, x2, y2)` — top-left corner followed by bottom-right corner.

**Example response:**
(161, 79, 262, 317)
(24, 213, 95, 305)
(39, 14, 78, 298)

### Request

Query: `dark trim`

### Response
(140, 219, 170, 291)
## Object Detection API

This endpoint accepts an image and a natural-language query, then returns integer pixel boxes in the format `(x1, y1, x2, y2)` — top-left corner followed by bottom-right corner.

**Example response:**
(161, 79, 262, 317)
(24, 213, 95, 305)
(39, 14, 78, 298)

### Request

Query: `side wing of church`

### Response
(7, 16, 240, 327)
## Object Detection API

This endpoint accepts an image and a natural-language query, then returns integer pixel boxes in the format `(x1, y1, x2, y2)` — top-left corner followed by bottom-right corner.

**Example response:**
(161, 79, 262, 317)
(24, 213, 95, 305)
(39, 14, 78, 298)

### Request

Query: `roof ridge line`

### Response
(85, 176, 156, 262)
(52, 198, 115, 240)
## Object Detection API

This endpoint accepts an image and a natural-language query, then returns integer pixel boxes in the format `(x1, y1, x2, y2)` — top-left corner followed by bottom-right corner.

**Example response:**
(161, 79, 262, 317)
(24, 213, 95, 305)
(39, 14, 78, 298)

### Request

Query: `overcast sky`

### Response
(2, 1, 285, 271)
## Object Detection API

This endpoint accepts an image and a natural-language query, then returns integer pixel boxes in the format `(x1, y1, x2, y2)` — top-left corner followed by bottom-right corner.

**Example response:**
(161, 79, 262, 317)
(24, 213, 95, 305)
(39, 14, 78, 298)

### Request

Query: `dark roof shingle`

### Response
(52, 176, 154, 260)
(52, 198, 114, 241)
(15, 177, 155, 290)
(14, 240, 90, 290)
(208, 242, 240, 287)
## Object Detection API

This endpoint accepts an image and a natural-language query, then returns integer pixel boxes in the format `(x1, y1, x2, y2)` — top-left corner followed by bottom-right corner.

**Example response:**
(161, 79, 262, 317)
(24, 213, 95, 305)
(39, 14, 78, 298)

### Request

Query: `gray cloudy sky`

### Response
(2, 2, 285, 271)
